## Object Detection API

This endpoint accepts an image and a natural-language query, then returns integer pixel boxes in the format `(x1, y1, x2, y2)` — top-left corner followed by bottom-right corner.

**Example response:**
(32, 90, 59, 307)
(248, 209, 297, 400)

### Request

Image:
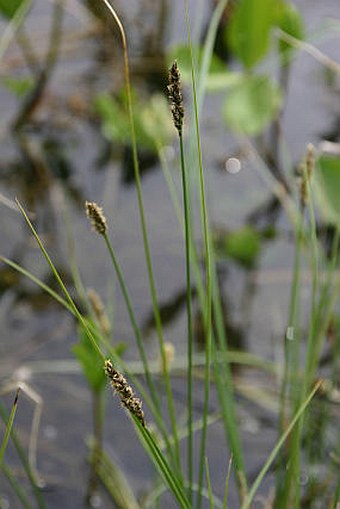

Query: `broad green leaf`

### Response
(94, 93, 130, 145)
(313, 155, 340, 227)
(94, 92, 172, 149)
(214, 226, 261, 269)
(273, 1, 304, 59)
(228, 0, 274, 69)
(0, 0, 23, 18)
(223, 75, 282, 135)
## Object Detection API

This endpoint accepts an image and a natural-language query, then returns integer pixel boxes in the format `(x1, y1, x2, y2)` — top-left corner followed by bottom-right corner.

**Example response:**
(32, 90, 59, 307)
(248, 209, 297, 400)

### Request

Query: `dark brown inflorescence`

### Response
(298, 143, 315, 210)
(104, 359, 146, 427)
(168, 61, 184, 135)
(85, 201, 107, 235)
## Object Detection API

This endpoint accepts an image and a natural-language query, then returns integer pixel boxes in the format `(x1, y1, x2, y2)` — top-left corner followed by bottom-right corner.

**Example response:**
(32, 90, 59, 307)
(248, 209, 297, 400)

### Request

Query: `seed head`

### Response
(160, 342, 175, 375)
(87, 288, 111, 336)
(306, 143, 315, 180)
(297, 143, 315, 210)
(85, 201, 107, 235)
(167, 61, 184, 135)
(104, 360, 146, 427)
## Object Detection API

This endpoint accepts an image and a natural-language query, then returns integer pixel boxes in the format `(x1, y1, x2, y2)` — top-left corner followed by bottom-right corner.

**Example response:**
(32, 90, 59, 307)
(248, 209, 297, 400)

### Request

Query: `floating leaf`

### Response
(313, 155, 340, 227)
(223, 74, 282, 135)
(227, 0, 274, 69)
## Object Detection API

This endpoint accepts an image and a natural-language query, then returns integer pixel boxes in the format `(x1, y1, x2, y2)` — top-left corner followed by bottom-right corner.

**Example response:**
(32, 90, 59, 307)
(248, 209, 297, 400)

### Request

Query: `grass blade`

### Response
(241, 380, 323, 509)
(0, 388, 21, 466)
(0, 401, 47, 509)
(99, 0, 181, 473)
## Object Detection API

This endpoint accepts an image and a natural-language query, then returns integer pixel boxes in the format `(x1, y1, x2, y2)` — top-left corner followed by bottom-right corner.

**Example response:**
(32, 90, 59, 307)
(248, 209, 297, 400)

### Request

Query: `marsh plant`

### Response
(1, 0, 340, 508)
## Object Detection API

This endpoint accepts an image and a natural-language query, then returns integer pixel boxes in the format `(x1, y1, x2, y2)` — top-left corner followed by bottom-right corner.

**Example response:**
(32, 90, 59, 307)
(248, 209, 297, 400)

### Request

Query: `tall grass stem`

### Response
(241, 380, 322, 509)
(100, 0, 181, 473)
(183, 4, 213, 507)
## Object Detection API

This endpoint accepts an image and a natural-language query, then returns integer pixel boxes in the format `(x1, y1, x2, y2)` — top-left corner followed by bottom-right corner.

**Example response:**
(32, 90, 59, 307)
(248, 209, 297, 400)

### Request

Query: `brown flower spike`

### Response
(105, 359, 146, 427)
(168, 61, 184, 135)
(85, 201, 107, 235)
(87, 288, 111, 336)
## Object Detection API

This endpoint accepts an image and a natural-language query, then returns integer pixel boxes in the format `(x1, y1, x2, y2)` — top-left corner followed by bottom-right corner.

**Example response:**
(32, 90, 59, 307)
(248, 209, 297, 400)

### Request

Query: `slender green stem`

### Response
(100, 0, 181, 473)
(275, 208, 304, 509)
(86, 390, 104, 502)
(330, 475, 340, 509)
(0, 257, 172, 453)
(102, 233, 177, 465)
(178, 132, 194, 503)
(289, 179, 320, 507)
(0, 256, 73, 312)
(16, 199, 105, 362)
(182, 2, 248, 502)
(241, 380, 322, 509)
(64, 205, 90, 313)
(304, 178, 320, 389)
(135, 420, 191, 509)
(223, 455, 233, 509)
(0, 388, 21, 467)
(196, 0, 228, 109)
(205, 457, 215, 509)
(1, 463, 34, 509)
(103, 233, 159, 409)
(183, 5, 213, 506)
(94, 447, 141, 509)
(162, 40, 247, 503)
(0, 402, 47, 509)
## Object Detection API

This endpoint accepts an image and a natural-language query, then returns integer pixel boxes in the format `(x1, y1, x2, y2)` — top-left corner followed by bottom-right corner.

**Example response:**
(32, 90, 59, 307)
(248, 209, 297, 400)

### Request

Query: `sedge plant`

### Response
(1, 1, 340, 508)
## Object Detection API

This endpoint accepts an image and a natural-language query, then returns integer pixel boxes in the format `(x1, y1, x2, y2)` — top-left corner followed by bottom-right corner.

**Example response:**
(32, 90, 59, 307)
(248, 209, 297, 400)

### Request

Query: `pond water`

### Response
(0, 1, 339, 508)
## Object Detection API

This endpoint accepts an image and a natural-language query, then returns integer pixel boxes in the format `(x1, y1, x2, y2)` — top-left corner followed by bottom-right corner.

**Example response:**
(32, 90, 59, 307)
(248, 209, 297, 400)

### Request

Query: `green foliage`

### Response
(169, 44, 243, 92)
(228, 0, 274, 70)
(94, 92, 173, 150)
(2, 76, 34, 97)
(273, 1, 304, 59)
(72, 317, 125, 393)
(313, 154, 340, 227)
(72, 318, 107, 393)
(227, 0, 303, 69)
(94, 93, 130, 145)
(214, 225, 262, 269)
(223, 74, 282, 135)
(0, 0, 24, 19)
(168, 44, 225, 78)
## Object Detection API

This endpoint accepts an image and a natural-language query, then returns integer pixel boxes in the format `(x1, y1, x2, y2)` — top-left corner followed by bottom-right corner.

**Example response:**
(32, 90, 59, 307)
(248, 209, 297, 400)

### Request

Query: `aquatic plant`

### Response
(1, 1, 339, 508)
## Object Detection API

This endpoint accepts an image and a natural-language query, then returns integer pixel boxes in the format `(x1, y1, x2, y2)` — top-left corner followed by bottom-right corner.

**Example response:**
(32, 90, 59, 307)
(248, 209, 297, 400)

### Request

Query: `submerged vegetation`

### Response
(0, 0, 340, 508)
